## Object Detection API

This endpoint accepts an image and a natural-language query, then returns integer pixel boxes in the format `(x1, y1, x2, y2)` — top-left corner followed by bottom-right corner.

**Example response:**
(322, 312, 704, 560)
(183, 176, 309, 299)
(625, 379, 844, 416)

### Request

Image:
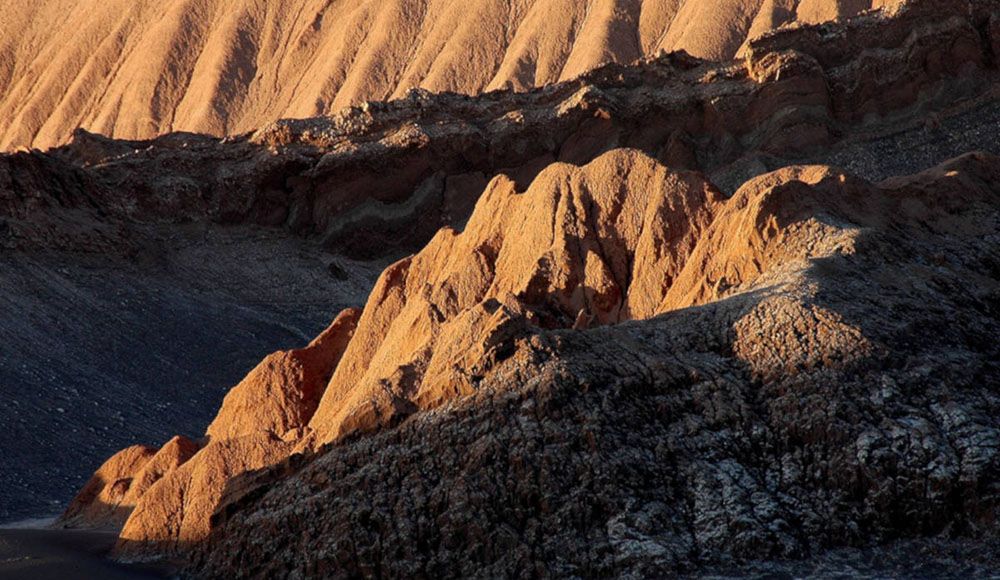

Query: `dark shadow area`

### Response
(0, 526, 170, 579)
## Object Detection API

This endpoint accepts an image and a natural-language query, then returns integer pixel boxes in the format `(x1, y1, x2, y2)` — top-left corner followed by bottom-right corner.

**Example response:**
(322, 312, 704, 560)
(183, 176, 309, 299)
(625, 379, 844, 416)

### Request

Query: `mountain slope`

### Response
(3, 1, 996, 528)
(94, 146, 1000, 573)
(0, 0, 902, 151)
(42, 4, 1000, 573)
(187, 151, 1000, 578)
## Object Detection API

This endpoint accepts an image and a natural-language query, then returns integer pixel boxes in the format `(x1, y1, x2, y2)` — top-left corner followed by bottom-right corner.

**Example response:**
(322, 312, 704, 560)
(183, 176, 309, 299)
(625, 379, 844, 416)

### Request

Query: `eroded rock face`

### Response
(59, 310, 359, 550)
(660, 165, 874, 310)
(4, 0, 996, 259)
(92, 149, 1000, 568)
(120, 436, 202, 510)
(58, 444, 157, 529)
(76, 149, 720, 554)
(305, 149, 724, 443)
(186, 151, 999, 578)
(0, 0, 902, 151)
(116, 433, 298, 560)
(206, 308, 361, 441)
(51, 2, 1000, 574)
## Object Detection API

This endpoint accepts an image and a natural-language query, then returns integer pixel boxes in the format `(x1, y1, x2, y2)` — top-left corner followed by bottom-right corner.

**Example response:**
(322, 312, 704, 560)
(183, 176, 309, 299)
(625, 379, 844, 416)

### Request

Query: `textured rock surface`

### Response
(5, 0, 996, 262)
(92, 147, 1000, 569)
(119, 437, 201, 512)
(74, 149, 719, 554)
(26, 0, 1000, 575)
(183, 151, 1000, 577)
(57, 445, 157, 530)
(55, 309, 361, 545)
(306, 149, 724, 443)
(117, 432, 299, 561)
(0, 0, 902, 151)
(206, 308, 361, 441)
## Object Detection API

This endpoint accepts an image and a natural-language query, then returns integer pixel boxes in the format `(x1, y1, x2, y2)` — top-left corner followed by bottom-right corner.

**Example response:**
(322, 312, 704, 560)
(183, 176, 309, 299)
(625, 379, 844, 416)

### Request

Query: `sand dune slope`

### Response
(0, 0, 901, 150)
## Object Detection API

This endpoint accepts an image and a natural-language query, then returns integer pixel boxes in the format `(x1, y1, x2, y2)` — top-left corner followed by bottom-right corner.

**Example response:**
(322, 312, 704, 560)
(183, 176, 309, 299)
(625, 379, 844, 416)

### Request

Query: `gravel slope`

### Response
(0, 224, 384, 523)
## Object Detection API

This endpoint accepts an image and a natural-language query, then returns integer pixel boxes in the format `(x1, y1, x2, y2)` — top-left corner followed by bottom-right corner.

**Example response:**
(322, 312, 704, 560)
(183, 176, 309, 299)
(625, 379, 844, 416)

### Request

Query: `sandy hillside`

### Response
(0, 0, 901, 150)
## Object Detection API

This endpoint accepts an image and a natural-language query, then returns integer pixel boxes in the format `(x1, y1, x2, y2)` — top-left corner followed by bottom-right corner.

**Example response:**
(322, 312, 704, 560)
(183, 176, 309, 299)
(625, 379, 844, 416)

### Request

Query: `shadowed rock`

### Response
(46, 1, 1000, 574)
(183, 151, 999, 578)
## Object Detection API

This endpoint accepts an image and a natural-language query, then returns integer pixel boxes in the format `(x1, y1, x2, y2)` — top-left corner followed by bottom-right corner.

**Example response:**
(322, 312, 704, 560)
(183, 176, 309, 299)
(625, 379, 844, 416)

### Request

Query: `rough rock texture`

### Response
(206, 308, 361, 441)
(119, 436, 201, 511)
(95, 147, 1000, 569)
(57, 309, 361, 541)
(0, 0, 901, 151)
(179, 151, 1000, 578)
(114, 433, 300, 561)
(36, 0, 1000, 574)
(306, 149, 724, 444)
(5, 0, 996, 262)
(57, 445, 157, 530)
(74, 149, 719, 553)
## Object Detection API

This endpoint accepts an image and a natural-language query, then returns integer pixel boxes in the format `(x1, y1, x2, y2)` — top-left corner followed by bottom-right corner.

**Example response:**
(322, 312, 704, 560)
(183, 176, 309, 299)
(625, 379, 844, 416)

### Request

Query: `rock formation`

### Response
(182, 155, 1000, 577)
(57, 445, 158, 530)
(205, 308, 361, 441)
(30, 0, 1000, 575)
(0, 0, 906, 151)
(72, 146, 1000, 570)
(184, 149, 1000, 575)
(4, 0, 996, 261)
(56, 309, 360, 548)
(304, 150, 724, 444)
(54, 435, 200, 529)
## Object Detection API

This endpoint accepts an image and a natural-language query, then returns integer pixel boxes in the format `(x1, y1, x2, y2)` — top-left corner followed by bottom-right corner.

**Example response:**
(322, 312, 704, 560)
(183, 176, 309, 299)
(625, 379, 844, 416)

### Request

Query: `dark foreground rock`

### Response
(180, 152, 999, 578)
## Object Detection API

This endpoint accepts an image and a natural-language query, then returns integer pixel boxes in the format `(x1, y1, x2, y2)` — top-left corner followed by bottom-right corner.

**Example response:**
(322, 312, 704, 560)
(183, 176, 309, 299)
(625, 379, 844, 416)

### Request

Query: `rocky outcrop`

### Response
(58, 445, 157, 529)
(57, 436, 202, 531)
(175, 150, 999, 577)
(305, 149, 724, 443)
(69, 149, 720, 555)
(5, 0, 995, 260)
(55, 435, 197, 529)
(49, 1, 1000, 574)
(85, 147, 1000, 569)
(119, 437, 201, 509)
(0, 0, 904, 151)
(58, 309, 358, 546)
(206, 308, 360, 441)
(116, 433, 299, 560)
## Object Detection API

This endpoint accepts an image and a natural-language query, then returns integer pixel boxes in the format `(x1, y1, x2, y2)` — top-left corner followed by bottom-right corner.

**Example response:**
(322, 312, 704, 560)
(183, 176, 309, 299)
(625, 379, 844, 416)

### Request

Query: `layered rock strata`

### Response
(0, 0, 906, 150)
(4, 0, 995, 258)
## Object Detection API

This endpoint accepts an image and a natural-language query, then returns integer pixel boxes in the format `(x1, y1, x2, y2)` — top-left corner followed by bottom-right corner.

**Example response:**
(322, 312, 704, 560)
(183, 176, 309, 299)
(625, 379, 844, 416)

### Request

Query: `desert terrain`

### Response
(1, 0, 905, 150)
(0, 0, 997, 578)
